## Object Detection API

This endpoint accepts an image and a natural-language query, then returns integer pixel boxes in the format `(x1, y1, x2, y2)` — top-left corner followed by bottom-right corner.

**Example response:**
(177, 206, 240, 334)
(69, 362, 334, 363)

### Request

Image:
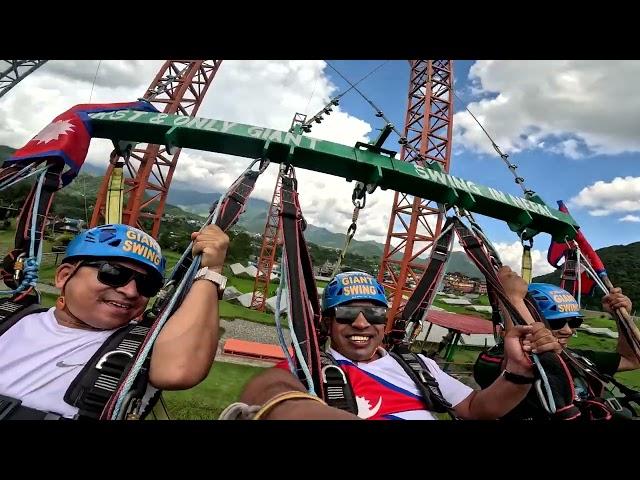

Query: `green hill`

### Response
(533, 242, 640, 313)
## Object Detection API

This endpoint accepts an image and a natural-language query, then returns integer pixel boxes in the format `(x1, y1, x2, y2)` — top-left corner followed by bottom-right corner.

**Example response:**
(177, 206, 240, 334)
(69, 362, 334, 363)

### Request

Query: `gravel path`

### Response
(220, 318, 290, 345)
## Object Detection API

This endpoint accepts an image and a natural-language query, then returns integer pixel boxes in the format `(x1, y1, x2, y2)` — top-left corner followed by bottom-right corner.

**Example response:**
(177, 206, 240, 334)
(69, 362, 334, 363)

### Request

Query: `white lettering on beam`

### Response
(429, 169, 449, 185)
(221, 122, 236, 133)
(284, 132, 302, 147)
(508, 194, 528, 210)
(203, 119, 220, 131)
(248, 127, 265, 138)
(173, 116, 191, 126)
(186, 117, 209, 128)
(488, 187, 509, 203)
(150, 113, 169, 124)
(124, 111, 147, 122)
(268, 130, 283, 142)
(465, 181, 482, 196)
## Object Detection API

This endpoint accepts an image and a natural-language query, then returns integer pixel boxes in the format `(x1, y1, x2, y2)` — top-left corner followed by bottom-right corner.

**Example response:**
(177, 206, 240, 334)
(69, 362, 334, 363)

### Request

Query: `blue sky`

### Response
(0, 60, 637, 275)
(322, 60, 639, 251)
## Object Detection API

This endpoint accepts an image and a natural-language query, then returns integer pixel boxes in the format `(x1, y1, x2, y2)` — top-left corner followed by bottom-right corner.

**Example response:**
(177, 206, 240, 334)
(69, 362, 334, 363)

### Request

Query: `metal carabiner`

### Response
(256, 157, 271, 174)
(352, 182, 366, 209)
(520, 231, 533, 249)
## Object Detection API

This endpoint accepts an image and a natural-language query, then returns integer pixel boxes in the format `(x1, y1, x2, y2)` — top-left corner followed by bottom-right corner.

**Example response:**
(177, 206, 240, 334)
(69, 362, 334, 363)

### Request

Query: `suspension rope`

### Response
(107, 157, 270, 419)
(0, 166, 49, 296)
(297, 61, 390, 133)
(275, 251, 296, 373)
(331, 182, 366, 278)
(450, 88, 535, 196)
(88, 60, 102, 103)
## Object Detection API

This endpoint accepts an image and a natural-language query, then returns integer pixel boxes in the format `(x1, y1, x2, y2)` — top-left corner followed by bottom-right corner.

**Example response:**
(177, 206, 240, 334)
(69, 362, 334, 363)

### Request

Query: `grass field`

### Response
(162, 361, 265, 419)
(219, 300, 285, 328)
(433, 299, 491, 320)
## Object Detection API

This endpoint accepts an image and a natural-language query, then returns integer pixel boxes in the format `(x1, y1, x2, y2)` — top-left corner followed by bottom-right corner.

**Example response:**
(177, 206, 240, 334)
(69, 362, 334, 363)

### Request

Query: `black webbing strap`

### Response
(0, 393, 63, 420)
(280, 175, 323, 396)
(97, 161, 267, 419)
(0, 297, 44, 336)
(386, 218, 455, 347)
(402, 217, 455, 322)
(169, 168, 262, 287)
(215, 170, 261, 232)
(389, 345, 457, 419)
(320, 352, 358, 414)
(451, 217, 585, 419)
(64, 323, 151, 420)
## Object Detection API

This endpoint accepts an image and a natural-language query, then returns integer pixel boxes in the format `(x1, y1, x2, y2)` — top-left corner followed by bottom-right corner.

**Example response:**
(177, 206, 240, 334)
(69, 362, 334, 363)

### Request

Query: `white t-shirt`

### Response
(329, 347, 473, 420)
(0, 308, 115, 418)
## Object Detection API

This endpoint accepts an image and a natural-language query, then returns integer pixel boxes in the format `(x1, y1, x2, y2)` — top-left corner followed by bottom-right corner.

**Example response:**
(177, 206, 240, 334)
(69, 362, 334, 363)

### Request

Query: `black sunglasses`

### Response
(546, 317, 583, 330)
(83, 261, 162, 298)
(326, 305, 388, 325)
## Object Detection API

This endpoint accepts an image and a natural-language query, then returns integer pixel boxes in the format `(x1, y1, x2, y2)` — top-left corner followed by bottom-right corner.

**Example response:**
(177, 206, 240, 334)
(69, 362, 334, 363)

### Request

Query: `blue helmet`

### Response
(63, 224, 166, 284)
(322, 271, 388, 311)
(528, 283, 583, 321)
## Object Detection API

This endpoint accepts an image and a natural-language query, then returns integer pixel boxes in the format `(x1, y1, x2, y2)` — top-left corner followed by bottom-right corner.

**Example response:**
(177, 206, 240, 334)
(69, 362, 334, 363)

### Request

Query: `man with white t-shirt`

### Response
(239, 269, 562, 420)
(0, 223, 229, 420)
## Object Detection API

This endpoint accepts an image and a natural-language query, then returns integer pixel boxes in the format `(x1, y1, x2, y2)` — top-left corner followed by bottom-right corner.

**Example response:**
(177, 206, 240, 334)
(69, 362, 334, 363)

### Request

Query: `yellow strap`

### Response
(105, 165, 124, 224)
(252, 391, 326, 420)
(521, 245, 532, 284)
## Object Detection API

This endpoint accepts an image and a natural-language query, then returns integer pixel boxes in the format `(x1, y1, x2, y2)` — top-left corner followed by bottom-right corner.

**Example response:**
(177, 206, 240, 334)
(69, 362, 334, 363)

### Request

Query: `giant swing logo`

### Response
(122, 229, 162, 266)
(341, 275, 378, 296)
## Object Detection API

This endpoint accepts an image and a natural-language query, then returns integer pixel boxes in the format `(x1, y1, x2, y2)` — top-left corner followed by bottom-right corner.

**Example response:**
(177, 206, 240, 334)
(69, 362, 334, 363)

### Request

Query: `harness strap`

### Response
(393, 218, 455, 346)
(100, 159, 267, 420)
(320, 349, 457, 419)
(450, 216, 587, 419)
(389, 346, 456, 418)
(280, 174, 323, 396)
(166, 169, 261, 293)
(64, 324, 151, 419)
(320, 352, 358, 414)
(0, 393, 63, 420)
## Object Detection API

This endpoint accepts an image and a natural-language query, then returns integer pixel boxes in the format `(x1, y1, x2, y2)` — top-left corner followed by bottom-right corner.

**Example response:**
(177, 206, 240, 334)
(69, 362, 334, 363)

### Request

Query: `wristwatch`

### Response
(501, 370, 535, 385)
(194, 267, 227, 300)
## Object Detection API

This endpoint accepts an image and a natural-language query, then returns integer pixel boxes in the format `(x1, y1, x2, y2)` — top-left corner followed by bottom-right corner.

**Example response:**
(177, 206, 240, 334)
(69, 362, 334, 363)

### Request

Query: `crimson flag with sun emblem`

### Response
(6, 100, 158, 185)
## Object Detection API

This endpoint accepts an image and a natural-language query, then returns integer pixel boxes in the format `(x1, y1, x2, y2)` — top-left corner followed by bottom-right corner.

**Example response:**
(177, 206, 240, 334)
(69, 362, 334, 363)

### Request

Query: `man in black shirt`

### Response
(474, 281, 636, 419)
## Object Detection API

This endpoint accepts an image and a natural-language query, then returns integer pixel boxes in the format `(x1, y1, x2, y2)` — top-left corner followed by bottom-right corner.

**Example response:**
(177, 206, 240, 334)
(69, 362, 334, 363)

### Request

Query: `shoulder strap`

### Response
(390, 218, 455, 346)
(64, 322, 152, 420)
(280, 174, 323, 394)
(389, 345, 457, 419)
(319, 351, 358, 415)
(0, 297, 46, 336)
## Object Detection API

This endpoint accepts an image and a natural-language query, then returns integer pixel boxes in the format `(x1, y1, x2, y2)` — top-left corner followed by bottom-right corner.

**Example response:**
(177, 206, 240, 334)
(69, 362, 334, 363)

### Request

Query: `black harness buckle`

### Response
(605, 397, 623, 412)
(0, 394, 22, 420)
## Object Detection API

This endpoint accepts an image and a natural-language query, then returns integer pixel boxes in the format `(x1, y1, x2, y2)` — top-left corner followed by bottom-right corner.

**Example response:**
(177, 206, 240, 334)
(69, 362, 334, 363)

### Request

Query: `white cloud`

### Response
(619, 214, 640, 223)
(569, 176, 640, 216)
(0, 60, 396, 243)
(453, 60, 640, 158)
(549, 138, 584, 159)
(493, 241, 555, 277)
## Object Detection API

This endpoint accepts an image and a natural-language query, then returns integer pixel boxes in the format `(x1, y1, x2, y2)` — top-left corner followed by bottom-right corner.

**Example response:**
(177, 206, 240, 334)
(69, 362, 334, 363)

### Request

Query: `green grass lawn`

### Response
(219, 300, 286, 328)
(433, 299, 491, 320)
(474, 294, 490, 306)
(162, 361, 266, 419)
(224, 273, 279, 297)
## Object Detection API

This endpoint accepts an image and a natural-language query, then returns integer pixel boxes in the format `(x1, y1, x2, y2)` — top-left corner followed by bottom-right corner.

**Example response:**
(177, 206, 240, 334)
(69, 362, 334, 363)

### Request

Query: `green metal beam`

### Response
(88, 110, 579, 240)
